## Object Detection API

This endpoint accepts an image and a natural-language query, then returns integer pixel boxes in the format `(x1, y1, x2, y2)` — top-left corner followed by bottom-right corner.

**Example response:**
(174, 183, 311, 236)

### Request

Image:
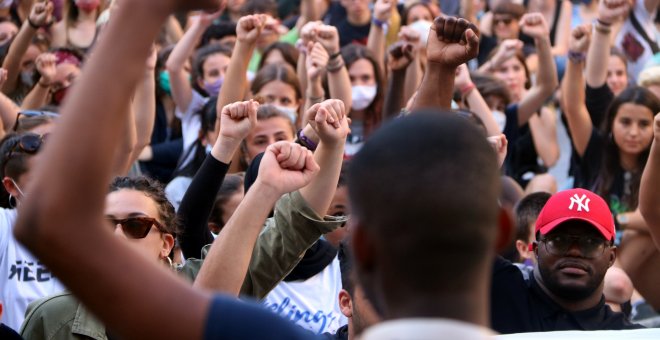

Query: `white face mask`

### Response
(492, 110, 507, 133)
(351, 85, 377, 111)
(274, 105, 298, 124)
(205, 143, 213, 154)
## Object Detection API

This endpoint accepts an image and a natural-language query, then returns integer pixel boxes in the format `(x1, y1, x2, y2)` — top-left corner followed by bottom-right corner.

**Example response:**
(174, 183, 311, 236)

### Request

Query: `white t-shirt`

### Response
(165, 176, 193, 211)
(615, 1, 660, 81)
(0, 208, 65, 331)
(262, 256, 348, 335)
(175, 90, 209, 171)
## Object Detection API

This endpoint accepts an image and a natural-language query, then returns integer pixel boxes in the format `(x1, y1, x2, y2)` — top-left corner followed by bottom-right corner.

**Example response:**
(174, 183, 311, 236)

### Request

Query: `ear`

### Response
(196, 77, 206, 91)
(532, 240, 539, 258)
(495, 205, 515, 253)
(208, 222, 221, 235)
(351, 220, 376, 275)
(515, 239, 530, 260)
(338, 289, 353, 318)
(161, 233, 175, 258)
(2, 177, 19, 197)
(608, 245, 617, 267)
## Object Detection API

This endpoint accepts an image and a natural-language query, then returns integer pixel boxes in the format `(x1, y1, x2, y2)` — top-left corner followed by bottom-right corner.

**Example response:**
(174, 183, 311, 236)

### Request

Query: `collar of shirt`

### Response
(360, 318, 495, 340)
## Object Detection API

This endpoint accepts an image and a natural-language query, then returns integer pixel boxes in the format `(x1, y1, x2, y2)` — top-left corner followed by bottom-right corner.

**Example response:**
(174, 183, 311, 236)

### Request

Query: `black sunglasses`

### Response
(2, 133, 46, 166)
(493, 17, 514, 26)
(107, 216, 167, 239)
(12, 110, 59, 131)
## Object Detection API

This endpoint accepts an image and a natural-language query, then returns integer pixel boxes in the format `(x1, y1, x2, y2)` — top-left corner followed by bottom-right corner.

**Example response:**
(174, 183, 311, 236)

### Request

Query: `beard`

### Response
(537, 258, 606, 301)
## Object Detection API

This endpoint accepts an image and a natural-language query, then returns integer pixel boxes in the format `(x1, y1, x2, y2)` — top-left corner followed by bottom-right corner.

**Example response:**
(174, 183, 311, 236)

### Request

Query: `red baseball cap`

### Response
(535, 188, 615, 241)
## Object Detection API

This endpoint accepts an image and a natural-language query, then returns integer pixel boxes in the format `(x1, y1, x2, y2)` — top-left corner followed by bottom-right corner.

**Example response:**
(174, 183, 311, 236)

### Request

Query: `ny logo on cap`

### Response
(569, 194, 590, 212)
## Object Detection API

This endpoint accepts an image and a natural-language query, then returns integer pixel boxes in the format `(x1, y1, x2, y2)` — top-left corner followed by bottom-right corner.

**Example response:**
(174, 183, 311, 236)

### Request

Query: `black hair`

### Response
(191, 44, 232, 96)
(109, 176, 181, 238)
(472, 72, 512, 107)
(209, 173, 245, 228)
(515, 191, 551, 243)
(240, 0, 279, 17)
(173, 96, 218, 178)
(338, 241, 355, 296)
(348, 111, 500, 307)
(596, 86, 660, 210)
(200, 21, 238, 47)
(251, 63, 302, 102)
(0, 133, 39, 208)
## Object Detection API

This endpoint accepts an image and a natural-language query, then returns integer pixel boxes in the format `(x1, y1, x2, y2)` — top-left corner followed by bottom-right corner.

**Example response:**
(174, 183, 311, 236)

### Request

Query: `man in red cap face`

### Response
(491, 188, 644, 333)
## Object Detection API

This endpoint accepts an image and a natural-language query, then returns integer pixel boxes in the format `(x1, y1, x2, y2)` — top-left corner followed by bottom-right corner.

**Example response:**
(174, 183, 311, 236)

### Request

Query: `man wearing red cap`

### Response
(491, 188, 644, 333)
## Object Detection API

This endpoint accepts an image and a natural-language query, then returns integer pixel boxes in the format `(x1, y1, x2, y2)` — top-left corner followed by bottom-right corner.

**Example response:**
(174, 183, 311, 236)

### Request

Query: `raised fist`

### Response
(257, 141, 320, 195)
(520, 13, 549, 40)
(306, 42, 329, 81)
(315, 25, 340, 55)
(388, 41, 415, 72)
(490, 39, 523, 68)
(237, 14, 267, 44)
(29, 0, 54, 28)
(306, 99, 349, 146)
(569, 24, 592, 54)
(598, 0, 631, 25)
(36, 53, 57, 85)
(219, 100, 259, 142)
(426, 16, 480, 69)
(373, 0, 393, 22)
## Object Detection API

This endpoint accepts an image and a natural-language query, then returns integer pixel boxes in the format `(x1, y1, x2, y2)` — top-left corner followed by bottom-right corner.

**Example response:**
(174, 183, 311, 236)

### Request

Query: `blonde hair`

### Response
(638, 66, 660, 88)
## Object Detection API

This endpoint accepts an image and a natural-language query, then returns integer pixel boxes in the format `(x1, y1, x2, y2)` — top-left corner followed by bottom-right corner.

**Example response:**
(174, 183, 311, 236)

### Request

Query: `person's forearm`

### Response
(586, 24, 611, 87)
(413, 63, 455, 110)
(178, 154, 231, 259)
(528, 111, 559, 167)
(14, 2, 210, 340)
(112, 99, 137, 176)
(383, 69, 406, 120)
(403, 55, 422, 104)
(166, 20, 205, 111)
(465, 88, 501, 137)
(2, 20, 37, 94)
(552, 0, 572, 56)
(129, 69, 156, 165)
(561, 53, 593, 156)
(645, 0, 660, 14)
(303, 79, 324, 123)
(327, 59, 352, 111)
(299, 141, 344, 216)
(640, 137, 660, 248)
(0, 91, 20, 132)
(367, 24, 386, 78)
(165, 15, 184, 44)
(193, 180, 281, 294)
(534, 36, 558, 97)
(461, 0, 476, 24)
(216, 41, 254, 132)
(297, 0, 319, 31)
(20, 81, 50, 109)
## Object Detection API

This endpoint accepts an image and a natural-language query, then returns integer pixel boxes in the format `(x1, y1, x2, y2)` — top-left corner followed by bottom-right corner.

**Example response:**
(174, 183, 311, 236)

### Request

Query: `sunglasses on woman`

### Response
(493, 17, 514, 26)
(12, 110, 59, 131)
(2, 133, 46, 165)
(107, 216, 167, 239)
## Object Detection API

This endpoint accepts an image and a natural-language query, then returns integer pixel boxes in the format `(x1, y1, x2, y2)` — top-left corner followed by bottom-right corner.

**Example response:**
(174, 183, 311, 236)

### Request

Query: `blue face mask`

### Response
(159, 70, 172, 96)
(203, 77, 224, 97)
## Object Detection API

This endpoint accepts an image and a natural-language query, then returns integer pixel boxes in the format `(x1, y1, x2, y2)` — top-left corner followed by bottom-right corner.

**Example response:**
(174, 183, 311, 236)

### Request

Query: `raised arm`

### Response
(561, 24, 594, 157)
(0, 70, 19, 133)
(315, 25, 352, 111)
(454, 63, 501, 137)
(302, 41, 328, 120)
(178, 100, 257, 259)
(413, 16, 480, 110)
(367, 0, 393, 75)
(585, 0, 629, 88)
(216, 14, 265, 131)
(166, 11, 221, 112)
(13, 0, 224, 339)
(194, 141, 320, 294)
(516, 13, 558, 125)
(551, 0, 572, 56)
(383, 42, 415, 120)
(1, 0, 53, 95)
(20, 53, 56, 110)
(128, 47, 158, 166)
(640, 113, 660, 249)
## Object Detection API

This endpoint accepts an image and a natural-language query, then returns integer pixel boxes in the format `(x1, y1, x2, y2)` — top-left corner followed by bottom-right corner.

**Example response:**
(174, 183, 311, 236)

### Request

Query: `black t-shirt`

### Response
(585, 83, 614, 130)
(507, 122, 548, 187)
(324, 3, 370, 47)
(491, 256, 644, 334)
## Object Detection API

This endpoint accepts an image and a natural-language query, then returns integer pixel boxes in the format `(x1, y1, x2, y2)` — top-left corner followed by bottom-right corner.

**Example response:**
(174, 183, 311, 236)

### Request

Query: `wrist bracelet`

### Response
(327, 56, 344, 73)
(298, 129, 318, 151)
(37, 81, 50, 88)
(372, 18, 389, 30)
(568, 50, 586, 63)
(460, 83, 476, 97)
(307, 94, 324, 103)
(329, 51, 341, 60)
(596, 18, 612, 27)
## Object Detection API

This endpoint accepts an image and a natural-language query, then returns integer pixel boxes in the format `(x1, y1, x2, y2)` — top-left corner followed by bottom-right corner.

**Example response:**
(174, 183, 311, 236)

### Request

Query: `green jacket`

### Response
(20, 191, 345, 340)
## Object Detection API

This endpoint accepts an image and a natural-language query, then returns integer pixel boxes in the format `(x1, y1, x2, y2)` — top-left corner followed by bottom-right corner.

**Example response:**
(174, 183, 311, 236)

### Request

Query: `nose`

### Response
(629, 123, 640, 137)
(564, 241, 584, 257)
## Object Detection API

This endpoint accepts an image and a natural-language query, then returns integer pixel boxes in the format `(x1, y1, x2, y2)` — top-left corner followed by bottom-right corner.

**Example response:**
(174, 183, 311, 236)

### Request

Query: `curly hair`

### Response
(109, 176, 181, 237)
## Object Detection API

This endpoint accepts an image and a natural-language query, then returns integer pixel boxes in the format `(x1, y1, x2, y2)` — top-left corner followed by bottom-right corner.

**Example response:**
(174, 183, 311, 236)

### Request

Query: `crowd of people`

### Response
(0, 0, 659, 339)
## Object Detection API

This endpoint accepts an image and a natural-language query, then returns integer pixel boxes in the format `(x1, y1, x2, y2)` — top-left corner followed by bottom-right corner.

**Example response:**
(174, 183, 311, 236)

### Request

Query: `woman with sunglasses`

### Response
(0, 132, 63, 332)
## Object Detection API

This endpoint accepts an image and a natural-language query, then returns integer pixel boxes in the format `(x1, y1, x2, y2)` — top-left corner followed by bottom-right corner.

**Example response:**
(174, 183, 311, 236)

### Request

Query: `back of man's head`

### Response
(348, 111, 501, 319)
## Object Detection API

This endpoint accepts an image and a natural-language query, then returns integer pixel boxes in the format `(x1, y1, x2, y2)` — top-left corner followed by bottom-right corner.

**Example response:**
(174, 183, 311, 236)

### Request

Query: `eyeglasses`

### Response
(12, 110, 59, 131)
(493, 17, 514, 26)
(541, 234, 611, 259)
(107, 216, 167, 239)
(2, 133, 46, 166)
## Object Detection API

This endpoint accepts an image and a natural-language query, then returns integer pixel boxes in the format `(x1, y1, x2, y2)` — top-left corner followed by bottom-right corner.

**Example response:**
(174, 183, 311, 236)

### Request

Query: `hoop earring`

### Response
(8, 194, 15, 209)
(162, 255, 173, 270)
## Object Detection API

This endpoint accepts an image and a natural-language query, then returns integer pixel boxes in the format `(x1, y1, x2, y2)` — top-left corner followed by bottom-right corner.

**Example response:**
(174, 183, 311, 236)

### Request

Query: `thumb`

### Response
(315, 106, 329, 126)
(465, 29, 479, 54)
